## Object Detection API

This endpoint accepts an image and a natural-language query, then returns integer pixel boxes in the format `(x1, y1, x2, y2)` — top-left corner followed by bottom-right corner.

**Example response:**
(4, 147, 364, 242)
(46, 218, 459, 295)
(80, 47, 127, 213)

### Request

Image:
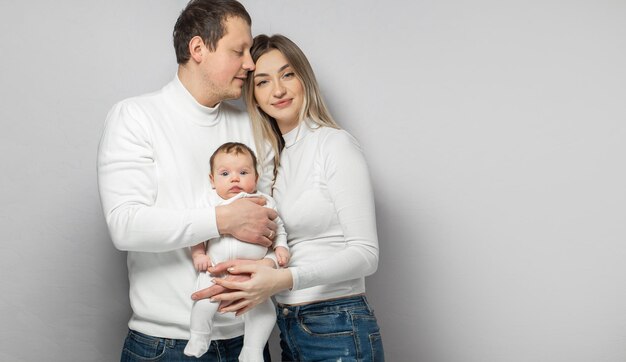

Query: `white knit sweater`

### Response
(97, 75, 272, 339)
(272, 121, 379, 305)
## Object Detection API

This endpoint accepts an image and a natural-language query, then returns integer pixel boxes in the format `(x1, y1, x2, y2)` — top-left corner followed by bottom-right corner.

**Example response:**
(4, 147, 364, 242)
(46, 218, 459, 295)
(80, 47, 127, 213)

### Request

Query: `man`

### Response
(97, 0, 276, 360)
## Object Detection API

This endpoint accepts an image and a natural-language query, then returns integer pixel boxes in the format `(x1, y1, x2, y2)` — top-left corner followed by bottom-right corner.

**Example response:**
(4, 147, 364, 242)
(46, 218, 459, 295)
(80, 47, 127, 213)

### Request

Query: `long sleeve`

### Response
(97, 101, 218, 252)
(98, 76, 265, 340)
(289, 131, 379, 291)
(264, 196, 288, 251)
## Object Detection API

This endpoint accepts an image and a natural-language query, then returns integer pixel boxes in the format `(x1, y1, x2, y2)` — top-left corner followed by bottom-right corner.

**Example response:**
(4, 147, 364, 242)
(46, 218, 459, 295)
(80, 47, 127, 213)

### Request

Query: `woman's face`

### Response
(253, 49, 304, 134)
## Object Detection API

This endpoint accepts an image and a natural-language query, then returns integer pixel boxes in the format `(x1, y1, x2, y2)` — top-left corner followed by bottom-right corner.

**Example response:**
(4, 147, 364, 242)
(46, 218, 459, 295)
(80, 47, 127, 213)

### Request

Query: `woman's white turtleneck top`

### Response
(272, 121, 379, 305)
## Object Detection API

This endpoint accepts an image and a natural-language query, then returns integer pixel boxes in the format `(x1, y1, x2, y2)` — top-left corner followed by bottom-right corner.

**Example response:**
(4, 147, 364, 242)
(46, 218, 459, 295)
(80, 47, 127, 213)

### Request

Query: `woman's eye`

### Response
(283, 72, 295, 79)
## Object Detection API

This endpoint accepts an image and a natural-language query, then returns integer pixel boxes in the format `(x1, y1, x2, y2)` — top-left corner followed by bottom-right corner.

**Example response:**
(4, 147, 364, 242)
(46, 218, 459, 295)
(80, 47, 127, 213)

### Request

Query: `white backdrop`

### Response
(1, 1, 625, 361)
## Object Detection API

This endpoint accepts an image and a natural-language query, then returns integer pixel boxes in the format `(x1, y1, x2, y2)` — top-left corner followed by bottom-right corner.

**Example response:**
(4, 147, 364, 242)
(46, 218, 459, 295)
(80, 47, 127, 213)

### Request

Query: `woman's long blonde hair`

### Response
(243, 34, 339, 183)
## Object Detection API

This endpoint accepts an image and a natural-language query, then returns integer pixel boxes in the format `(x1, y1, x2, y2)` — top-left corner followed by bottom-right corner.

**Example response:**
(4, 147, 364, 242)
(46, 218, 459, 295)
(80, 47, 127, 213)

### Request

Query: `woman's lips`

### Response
(272, 99, 292, 109)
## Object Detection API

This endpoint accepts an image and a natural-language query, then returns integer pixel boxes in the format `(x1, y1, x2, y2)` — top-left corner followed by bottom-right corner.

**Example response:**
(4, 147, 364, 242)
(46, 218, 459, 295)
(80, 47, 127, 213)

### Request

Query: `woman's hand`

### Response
(209, 262, 293, 316)
(190, 259, 258, 301)
(190, 273, 249, 302)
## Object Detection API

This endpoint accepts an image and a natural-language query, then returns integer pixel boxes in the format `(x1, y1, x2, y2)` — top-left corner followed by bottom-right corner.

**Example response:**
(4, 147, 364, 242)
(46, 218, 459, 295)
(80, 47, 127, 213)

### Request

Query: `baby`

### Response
(184, 142, 289, 361)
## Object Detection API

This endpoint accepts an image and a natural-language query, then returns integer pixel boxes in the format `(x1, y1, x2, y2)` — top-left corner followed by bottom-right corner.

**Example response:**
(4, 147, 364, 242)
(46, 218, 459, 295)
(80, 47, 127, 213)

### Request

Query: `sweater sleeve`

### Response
(290, 130, 379, 290)
(263, 195, 288, 251)
(97, 102, 218, 252)
(255, 141, 276, 195)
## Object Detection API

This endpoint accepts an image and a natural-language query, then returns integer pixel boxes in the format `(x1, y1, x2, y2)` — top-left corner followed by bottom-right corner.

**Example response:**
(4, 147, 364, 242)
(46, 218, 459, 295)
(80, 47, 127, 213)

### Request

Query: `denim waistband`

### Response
(276, 294, 372, 317)
(127, 329, 182, 348)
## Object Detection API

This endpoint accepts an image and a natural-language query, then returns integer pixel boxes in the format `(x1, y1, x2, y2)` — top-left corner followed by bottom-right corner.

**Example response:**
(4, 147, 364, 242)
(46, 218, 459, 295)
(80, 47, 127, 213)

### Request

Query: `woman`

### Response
(211, 34, 384, 361)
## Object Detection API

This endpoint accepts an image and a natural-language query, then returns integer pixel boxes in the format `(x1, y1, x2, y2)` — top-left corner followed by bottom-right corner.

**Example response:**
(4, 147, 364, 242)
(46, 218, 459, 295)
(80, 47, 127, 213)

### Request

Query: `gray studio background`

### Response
(1, 1, 625, 361)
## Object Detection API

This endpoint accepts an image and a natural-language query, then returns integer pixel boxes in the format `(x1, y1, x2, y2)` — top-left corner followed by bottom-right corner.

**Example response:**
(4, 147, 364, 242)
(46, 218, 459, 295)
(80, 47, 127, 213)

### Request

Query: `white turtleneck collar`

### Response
(282, 119, 319, 149)
(165, 74, 222, 127)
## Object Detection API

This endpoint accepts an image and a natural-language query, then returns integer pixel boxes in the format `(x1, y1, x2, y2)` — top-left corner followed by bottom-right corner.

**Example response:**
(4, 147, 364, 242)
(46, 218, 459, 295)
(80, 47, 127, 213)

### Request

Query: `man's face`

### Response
(210, 152, 258, 199)
(201, 16, 255, 106)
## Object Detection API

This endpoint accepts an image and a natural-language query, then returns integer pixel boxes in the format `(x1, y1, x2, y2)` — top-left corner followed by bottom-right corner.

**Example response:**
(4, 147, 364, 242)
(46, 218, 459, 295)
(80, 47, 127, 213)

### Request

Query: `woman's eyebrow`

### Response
(254, 64, 290, 78)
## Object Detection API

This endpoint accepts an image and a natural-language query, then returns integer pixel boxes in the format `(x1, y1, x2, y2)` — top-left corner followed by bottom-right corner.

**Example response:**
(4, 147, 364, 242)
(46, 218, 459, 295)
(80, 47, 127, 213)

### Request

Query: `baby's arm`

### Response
(191, 241, 211, 272)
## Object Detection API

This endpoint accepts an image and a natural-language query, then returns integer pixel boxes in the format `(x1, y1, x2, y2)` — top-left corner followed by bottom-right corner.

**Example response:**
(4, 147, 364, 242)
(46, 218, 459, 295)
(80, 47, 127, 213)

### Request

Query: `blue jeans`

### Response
(120, 329, 271, 361)
(276, 295, 384, 362)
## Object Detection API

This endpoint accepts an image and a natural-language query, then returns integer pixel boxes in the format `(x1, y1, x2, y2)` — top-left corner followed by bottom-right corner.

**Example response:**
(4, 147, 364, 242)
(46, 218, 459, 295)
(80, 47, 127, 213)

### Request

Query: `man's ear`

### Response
(189, 36, 206, 64)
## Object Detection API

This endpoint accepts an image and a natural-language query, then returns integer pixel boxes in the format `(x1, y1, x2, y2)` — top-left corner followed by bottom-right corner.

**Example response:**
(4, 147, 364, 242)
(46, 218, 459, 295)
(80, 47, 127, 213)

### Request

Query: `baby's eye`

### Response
(240, 170, 249, 175)
(220, 171, 229, 177)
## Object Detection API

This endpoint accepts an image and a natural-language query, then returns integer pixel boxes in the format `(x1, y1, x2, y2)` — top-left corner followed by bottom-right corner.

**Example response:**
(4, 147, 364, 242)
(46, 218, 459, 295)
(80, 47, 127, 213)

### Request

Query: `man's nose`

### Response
(243, 52, 255, 72)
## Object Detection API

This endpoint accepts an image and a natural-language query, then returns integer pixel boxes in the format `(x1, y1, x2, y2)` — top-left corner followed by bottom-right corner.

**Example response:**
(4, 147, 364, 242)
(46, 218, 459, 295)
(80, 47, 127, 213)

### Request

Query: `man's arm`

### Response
(98, 102, 278, 252)
(98, 101, 217, 252)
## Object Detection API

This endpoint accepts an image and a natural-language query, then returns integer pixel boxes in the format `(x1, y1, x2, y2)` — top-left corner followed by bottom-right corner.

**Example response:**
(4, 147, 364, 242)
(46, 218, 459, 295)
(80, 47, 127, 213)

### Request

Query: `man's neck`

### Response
(177, 65, 220, 108)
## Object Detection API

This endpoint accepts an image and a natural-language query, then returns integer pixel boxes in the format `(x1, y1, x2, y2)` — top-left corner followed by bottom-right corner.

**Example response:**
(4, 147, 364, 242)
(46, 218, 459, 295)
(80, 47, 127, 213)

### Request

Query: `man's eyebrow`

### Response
(254, 64, 290, 78)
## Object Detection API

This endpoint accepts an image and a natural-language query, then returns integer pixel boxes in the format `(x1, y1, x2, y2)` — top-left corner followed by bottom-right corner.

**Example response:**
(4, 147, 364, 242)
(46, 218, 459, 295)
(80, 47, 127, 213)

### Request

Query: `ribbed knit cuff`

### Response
(187, 207, 219, 245)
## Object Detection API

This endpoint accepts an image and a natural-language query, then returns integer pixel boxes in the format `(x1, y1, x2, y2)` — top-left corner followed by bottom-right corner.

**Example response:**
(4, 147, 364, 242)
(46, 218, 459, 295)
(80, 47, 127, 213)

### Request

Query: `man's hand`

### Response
(216, 197, 277, 247)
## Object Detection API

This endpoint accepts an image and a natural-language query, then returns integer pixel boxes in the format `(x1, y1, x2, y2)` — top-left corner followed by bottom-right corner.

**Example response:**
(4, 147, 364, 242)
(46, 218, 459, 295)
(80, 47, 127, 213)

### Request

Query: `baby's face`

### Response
(210, 152, 258, 199)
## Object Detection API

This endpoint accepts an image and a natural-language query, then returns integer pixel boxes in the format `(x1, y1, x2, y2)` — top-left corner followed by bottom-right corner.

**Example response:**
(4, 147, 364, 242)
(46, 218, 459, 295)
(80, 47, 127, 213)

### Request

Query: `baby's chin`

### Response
(224, 189, 255, 198)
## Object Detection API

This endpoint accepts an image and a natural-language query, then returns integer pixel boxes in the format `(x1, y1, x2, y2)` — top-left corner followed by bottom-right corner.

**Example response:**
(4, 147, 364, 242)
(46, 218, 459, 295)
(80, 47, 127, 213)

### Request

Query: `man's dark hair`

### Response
(173, 0, 251, 64)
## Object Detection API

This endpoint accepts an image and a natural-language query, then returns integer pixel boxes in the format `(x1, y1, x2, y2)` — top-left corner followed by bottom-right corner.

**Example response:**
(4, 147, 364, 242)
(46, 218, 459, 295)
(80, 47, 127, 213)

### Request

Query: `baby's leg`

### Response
(239, 299, 276, 362)
(184, 272, 220, 358)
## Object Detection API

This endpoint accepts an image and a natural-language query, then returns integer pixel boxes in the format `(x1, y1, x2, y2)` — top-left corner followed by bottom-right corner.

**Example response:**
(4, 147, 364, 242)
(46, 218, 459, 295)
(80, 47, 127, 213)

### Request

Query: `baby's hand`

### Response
(275, 246, 291, 267)
(193, 254, 212, 272)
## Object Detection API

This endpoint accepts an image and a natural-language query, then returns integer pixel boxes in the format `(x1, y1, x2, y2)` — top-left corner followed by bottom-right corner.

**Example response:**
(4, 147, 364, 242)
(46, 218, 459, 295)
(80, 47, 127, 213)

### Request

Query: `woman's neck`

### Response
(278, 118, 301, 135)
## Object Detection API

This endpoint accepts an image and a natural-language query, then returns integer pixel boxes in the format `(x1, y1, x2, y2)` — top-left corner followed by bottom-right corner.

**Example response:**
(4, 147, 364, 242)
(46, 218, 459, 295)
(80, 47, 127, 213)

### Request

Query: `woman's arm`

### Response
(289, 130, 379, 290)
(210, 130, 379, 313)
(190, 258, 281, 313)
(207, 262, 292, 315)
